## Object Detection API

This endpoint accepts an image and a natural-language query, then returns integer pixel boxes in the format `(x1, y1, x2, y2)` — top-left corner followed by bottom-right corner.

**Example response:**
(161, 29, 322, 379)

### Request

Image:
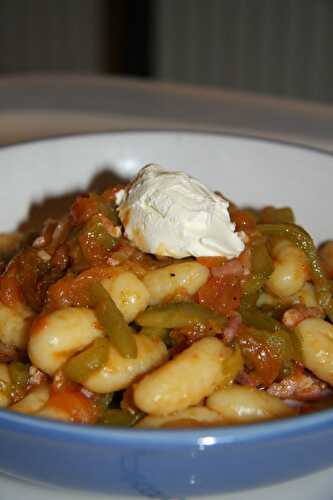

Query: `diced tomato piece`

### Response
(46, 266, 120, 309)
(101, 185, 126, 203)
(0, 275, 23, 306)
(230, 209, 256, 234)
(48, 386, 99, 424)
(196, 256, 227, 268)
(78, 230, 106, 266)
(70, 195, 98, 226)
(238, 332, 281, 386)
(198, 275, 241, 316)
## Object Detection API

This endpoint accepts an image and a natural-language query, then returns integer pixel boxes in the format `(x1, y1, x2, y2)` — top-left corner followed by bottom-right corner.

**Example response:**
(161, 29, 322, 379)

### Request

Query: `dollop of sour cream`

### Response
(115, 165, 244, 259)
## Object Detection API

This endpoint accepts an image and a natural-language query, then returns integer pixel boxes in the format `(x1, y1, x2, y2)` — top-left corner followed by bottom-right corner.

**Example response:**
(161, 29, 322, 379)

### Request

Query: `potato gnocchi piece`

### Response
(143, 262, 209, 305)
(291, 282, 320, 309)
(0, 362, 11, 407)
(266, 239, 309, 298)
(207, 385, 295, 424)
(134, 337, 232, 416)
(101, 271, 150, 322)
(136, 406, 224, 428)
(28, 307, 103, 376)
(36, 404, 71, 422)
(1, 167, 333, 430)
(258, 282, 320, 309)
(295, 318, 333, 385)
(10, 384, 50, 414)
(82, 334, 168, 393)
(0, 301, 33, 349)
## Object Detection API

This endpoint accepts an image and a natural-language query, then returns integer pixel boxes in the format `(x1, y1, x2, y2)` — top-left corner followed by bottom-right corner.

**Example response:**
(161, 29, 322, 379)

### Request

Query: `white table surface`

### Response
(0, 74, 333, 500)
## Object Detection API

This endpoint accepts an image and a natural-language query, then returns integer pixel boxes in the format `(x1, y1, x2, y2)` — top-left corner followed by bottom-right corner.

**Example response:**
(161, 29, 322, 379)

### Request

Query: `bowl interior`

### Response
(0, 131, 332, 246)
(1, 131, 333, 497)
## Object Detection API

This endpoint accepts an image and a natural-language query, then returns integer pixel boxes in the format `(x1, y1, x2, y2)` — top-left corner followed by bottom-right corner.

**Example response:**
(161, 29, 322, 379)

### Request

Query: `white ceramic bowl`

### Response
(0, 131, 333, 498)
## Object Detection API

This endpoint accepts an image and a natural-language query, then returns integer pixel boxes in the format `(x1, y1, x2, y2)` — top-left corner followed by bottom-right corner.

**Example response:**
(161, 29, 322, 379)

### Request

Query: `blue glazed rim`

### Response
(0, 404, 333, 448)
(0, 129, 333, 451)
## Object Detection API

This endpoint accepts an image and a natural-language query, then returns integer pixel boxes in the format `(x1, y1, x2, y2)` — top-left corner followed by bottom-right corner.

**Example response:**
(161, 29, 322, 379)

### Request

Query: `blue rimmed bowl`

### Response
(0, 131, 332, 497)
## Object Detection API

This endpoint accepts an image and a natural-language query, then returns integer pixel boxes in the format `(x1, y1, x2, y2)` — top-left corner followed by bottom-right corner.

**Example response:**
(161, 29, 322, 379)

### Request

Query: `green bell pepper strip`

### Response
(140, 326, 169, 339)
(90, 194, 121, 227)
(63, 337, 110, 384)
(83, 215, 118, 250)
(243, 243, 274, 295)
(239, 295, 302, 360)
(98, 408, 143, 427)
(8, 362, 29, 388)
(257, 223, 333, 320)
(135, 302, 227, 329)
(260, 206, 295, 224)
(243, 326, 300, 363)
(89, 281, 137, 359)
(240, 305, 283, 332)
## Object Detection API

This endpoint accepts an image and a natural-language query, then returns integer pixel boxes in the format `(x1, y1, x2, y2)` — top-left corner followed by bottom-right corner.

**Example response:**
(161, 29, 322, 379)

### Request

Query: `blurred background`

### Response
(1, 0, 333, 104)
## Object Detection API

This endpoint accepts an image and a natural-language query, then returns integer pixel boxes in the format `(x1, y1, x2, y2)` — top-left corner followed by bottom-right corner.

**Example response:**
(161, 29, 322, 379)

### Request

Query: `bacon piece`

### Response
(0, 341, 25, 362)
(223, 314, 242, 343)
(268, 369, 329, 401)
(282, 305, 323, 329)
(238, 248, 252, 277)
(235, 371, 259, 388)
(211, 259, 243, 278)
(28, 366, 49, 387)
(210, 248, 251, 280)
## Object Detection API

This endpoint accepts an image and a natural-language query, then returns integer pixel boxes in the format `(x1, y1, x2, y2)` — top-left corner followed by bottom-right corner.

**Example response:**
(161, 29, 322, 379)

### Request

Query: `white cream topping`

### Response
(116, 165, 244, 259)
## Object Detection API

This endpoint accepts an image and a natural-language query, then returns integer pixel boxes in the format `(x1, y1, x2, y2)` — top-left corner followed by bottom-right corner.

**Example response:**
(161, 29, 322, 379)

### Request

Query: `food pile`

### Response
(0, 165, 332, 428)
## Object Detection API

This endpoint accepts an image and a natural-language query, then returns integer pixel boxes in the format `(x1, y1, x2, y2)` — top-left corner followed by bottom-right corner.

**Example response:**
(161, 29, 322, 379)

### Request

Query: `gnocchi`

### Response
(143, 262, 209, 305)
(10, 384, 50, 414)
(0, 302, 33, 349)
(295, 318, 333, 385)
(136, 406, 224, 428)
(0, 363, 11, 407)
(83, 334, 168, 393)
(28, 308, 103, 375)
(101, 272, 150, 322)
(266, 239, 310, 298)
(133, 337, 232, 416)
(206, 385, 295, 423)
(0, 164, 332, 429)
